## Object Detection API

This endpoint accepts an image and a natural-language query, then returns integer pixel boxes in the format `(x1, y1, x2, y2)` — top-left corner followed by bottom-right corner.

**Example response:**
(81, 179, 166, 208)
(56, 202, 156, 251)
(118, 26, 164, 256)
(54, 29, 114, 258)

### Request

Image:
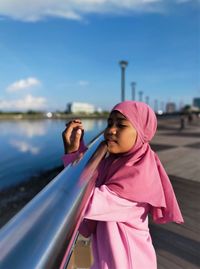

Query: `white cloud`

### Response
(0, 94, 47, 111)
(0, 0, 185, 22)
(6, 77, 41, 92)
(10, 139, 40, 154)
(78, 80, 90, 86)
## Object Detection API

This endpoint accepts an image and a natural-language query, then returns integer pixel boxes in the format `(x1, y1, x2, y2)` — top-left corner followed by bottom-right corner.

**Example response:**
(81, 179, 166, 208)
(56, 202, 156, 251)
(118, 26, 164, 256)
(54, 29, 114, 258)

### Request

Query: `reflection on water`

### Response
(14, 121, 47, 138)
(82, 120, 96, 131)
(0, 120, 47, 137)
(0, 119, 106, 189)
(10, 139, 40, 155)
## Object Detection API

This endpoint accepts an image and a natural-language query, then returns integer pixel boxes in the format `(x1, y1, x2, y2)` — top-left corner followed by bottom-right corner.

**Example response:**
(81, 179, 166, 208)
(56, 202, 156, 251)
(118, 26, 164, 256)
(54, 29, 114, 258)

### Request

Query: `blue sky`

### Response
(0, 0, 199, 112)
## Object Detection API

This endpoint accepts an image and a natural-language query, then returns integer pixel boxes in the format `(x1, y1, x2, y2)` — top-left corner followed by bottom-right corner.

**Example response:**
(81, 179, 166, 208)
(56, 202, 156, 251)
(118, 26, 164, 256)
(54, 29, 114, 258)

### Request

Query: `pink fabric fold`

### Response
(99, 101, 184, 224)
(62, 139, 88, 167)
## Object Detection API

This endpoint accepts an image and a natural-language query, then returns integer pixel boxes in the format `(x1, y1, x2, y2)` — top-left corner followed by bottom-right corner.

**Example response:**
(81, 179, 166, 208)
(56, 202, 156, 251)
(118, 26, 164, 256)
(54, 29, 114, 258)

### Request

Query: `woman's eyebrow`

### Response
(108, 117, 128, 122)
(117, 117, 127, 121)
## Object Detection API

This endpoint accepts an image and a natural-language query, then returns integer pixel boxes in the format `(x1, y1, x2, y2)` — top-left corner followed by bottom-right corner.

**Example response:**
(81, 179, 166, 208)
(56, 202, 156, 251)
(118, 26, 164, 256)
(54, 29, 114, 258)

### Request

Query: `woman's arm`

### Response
(62, 119, 87, 167)
(84, 185, 140, 222)
(62, 139, 87, 167)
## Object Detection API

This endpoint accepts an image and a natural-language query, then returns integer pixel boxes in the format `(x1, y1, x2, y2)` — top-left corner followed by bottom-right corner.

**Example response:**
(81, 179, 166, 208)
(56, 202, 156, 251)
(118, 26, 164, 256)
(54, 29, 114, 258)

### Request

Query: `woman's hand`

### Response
(62, 119, 84, 154)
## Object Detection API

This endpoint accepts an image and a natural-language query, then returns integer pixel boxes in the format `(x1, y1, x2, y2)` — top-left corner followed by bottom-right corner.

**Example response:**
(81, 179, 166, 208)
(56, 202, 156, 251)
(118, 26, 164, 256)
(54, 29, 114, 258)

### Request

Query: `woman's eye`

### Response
(117, 124, 127, 128)
(106, 121, 127, 128)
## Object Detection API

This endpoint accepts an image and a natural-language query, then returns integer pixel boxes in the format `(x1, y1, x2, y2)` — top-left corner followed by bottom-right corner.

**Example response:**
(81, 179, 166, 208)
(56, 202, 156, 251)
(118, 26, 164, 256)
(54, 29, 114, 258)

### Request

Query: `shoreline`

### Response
(0, 113, 109, 121)
(0, 165, 63, 229)
(0, 112, 198, 121)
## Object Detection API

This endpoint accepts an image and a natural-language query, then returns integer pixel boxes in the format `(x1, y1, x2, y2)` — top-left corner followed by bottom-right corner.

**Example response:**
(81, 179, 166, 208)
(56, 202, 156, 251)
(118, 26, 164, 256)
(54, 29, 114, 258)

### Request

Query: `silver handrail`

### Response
(0, 134, 107, 269)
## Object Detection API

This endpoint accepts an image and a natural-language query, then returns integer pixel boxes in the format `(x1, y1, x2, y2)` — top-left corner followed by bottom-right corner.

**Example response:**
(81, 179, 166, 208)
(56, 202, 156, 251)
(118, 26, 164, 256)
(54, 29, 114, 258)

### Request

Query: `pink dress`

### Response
(63, 154, 157, 269)
(62, 101, 183, 268)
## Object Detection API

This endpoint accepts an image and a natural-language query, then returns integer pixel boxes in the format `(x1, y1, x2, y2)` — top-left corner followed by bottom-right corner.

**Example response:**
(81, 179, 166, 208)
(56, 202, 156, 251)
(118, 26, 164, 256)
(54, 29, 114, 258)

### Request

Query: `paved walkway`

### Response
(68, 116, 200, 269)
(151, 117, 200, 183)
(150, 117, 200, 269)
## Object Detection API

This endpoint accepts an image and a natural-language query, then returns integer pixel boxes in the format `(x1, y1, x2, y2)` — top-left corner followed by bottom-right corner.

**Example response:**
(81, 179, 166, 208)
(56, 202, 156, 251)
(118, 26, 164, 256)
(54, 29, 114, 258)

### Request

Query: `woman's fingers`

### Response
(65, 120, 83, 132)
(62, 120, 84, 153)
(64, 120, 83, 142)
(65, 119, 82, 128)
(72, 128, 82, 149)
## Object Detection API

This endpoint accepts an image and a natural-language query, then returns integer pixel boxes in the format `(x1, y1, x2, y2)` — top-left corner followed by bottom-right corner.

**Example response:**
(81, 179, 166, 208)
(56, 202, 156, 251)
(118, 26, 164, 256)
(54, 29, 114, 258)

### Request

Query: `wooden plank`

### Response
(157, 250, 199, 269)
(150, 173, 200, 269)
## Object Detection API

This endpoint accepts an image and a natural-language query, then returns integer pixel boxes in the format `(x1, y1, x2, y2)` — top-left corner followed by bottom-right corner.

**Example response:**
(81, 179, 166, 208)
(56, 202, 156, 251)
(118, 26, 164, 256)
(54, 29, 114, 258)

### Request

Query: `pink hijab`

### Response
(99, 101, 184, 224)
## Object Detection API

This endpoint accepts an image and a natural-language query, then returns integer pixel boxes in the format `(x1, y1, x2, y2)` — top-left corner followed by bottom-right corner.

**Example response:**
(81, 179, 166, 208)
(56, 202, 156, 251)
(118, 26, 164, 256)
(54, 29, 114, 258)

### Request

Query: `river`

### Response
(0, 119, 107, 190)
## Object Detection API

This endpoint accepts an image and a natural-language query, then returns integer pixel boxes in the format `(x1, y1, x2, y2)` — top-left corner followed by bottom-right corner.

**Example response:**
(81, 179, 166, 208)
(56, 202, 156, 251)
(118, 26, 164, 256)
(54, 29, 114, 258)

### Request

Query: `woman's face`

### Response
(104, 111, 137, 154)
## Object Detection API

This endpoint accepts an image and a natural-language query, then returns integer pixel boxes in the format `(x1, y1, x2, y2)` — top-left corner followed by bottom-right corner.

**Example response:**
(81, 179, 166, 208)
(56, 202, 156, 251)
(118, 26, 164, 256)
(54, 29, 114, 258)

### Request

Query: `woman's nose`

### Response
(108, 126, 117, 135)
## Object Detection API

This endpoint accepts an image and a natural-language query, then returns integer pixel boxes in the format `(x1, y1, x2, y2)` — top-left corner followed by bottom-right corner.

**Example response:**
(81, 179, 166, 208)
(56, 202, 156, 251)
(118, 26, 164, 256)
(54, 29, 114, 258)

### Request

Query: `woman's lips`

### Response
(106, 138, 117, 144)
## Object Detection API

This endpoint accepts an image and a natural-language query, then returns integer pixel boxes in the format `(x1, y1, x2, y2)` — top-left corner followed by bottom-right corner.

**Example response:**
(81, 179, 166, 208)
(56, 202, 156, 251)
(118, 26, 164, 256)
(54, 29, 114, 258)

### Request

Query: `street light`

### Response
(131, 82, 136, 101)
(138, 91, 143, 102)
(154, 99, 158, 112)
(145, 96, 149, 105)
(119, 60, 128, 102)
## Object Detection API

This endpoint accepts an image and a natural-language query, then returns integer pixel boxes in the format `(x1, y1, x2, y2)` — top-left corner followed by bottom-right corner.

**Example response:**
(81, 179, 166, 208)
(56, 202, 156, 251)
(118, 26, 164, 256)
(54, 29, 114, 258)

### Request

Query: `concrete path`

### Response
(151, 117, 200, 183)
(150, 117, 200, 269)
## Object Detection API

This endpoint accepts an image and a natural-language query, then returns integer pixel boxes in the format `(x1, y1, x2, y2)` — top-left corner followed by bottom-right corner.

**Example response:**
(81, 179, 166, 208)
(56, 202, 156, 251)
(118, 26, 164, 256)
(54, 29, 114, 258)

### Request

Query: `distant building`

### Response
(67, 102, 95, 114)
(193, 98, 200, 109)
(166, 102, 176, 113)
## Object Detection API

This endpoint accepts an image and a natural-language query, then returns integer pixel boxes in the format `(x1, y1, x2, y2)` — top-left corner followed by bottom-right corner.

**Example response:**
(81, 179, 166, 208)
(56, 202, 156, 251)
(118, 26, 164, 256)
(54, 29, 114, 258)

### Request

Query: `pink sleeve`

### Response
(62, 140, 88, 167)
(62, 151, 80, 167)
(84, 185, 138, 222)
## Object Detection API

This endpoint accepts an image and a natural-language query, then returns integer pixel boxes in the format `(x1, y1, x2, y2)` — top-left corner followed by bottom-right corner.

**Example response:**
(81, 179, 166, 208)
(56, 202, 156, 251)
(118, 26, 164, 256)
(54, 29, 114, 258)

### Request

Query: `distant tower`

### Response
(193, 97, 200, 108)
(166, 102, 176, 113)
(179, 100, 184, 111)
(138, 91, 143, 102)
(145, 96, 149, 105)
(160, 101, 165, 112)
(154, 99, 158, 113)
(131, 82, 136, 101)
(119, 60, 128, 102)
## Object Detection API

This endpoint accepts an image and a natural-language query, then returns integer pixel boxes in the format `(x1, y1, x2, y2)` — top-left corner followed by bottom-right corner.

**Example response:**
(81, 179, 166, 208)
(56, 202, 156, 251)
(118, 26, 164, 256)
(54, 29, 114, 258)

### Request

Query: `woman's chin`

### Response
(107, 146, 119, 154)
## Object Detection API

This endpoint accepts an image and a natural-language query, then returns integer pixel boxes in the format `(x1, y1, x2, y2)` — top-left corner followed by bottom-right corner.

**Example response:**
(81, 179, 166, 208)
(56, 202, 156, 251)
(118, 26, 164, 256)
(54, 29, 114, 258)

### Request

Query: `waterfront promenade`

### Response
(69, 116, 200, 269)
(150, 117, 200, 269)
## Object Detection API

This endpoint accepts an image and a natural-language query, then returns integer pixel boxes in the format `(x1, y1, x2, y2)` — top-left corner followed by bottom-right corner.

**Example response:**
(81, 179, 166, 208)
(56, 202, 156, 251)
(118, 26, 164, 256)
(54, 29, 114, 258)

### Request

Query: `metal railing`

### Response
(0, 134, 107, 269)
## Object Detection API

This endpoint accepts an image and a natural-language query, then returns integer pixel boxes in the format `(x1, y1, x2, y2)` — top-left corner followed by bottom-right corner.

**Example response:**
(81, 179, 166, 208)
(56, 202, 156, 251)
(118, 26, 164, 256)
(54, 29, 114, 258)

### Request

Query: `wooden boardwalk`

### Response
(69, 117, 200, 269)
(149, 118, 200, 269)
(150, 175, 200, 269)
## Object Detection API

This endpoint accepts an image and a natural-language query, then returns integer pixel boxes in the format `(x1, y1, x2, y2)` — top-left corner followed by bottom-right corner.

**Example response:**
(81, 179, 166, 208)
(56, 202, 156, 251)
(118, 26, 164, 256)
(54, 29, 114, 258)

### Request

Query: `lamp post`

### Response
(154, 99, 158, 113)
(119, 60, 128, 102)
(131, 82, 136, 101)
(145, 96, 149, 105)
(138, 91, 143, 102)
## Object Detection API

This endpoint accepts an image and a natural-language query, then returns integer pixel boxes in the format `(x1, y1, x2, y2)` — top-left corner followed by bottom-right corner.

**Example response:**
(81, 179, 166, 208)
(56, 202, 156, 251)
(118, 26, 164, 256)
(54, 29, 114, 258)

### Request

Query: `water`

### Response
(0, 119, 107, 190)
